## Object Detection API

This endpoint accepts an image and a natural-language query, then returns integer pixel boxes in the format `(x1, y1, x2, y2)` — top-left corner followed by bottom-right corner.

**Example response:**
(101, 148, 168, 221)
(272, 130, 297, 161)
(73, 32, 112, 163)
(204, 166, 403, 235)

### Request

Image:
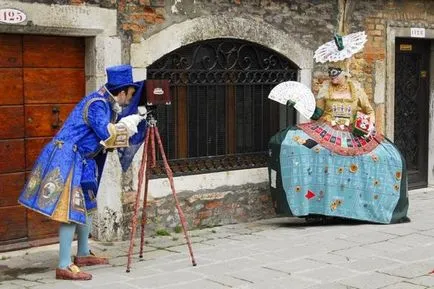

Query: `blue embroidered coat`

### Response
(18, 86, 146, 225)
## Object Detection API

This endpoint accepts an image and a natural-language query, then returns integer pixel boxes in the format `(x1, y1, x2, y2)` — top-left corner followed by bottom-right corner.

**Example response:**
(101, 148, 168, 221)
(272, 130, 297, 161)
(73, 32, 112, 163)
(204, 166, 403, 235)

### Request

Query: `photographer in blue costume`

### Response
(18, 65, 147, 280)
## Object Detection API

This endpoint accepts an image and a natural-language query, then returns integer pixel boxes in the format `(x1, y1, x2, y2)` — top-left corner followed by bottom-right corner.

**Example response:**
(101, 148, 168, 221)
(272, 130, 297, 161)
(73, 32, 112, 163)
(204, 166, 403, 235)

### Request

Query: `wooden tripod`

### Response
(126, 116, 197, 272)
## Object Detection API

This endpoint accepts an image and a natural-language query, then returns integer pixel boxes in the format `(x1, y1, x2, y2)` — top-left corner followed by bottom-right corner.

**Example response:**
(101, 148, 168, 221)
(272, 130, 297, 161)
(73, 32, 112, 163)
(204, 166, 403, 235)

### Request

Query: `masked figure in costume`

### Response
(269, 32, 409, 224)
(18, 65, 147, 280)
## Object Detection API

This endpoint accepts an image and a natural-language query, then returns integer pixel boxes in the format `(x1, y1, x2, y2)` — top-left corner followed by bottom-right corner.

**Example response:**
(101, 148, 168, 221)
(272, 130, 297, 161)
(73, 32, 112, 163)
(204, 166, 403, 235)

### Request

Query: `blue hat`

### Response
(105, 65, 139, 92)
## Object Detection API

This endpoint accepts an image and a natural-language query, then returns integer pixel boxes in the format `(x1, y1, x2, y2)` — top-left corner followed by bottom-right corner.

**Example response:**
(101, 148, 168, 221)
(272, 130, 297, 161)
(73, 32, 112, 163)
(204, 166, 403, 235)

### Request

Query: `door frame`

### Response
(386, 23, 434, 188)
(0, 1, 121, 251)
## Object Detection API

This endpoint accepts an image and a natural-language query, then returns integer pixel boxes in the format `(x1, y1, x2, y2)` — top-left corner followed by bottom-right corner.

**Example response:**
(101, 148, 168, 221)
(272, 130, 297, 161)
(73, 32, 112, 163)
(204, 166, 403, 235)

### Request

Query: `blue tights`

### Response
(58, 216, 92, 269)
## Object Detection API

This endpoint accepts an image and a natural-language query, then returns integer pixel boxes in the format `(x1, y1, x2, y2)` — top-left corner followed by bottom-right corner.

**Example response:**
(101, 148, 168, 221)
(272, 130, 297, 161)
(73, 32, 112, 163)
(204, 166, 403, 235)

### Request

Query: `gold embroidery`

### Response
(37, 168, 64, 209)
(23, 165, 43, 200)
(51, 169, 73, 223)
(100, 123, 129, 149)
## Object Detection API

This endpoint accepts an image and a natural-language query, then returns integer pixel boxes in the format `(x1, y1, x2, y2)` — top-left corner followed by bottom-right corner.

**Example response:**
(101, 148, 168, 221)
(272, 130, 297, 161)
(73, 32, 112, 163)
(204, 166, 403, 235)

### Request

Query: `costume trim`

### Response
(51, 169, 73, 223)
(82, 97, 108, 126)
(100, 123, 129, 149)
(298, 121, 384, 156)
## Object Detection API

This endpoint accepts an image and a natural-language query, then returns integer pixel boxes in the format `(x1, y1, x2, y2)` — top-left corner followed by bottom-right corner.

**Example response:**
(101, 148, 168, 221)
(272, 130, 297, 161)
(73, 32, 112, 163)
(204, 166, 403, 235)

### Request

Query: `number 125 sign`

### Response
(0, 8, 27, 24)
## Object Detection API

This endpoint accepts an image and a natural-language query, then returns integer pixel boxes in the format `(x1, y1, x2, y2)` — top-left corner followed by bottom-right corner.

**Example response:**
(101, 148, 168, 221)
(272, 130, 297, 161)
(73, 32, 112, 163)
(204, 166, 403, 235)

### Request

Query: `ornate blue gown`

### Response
(19, 85, 146, 225)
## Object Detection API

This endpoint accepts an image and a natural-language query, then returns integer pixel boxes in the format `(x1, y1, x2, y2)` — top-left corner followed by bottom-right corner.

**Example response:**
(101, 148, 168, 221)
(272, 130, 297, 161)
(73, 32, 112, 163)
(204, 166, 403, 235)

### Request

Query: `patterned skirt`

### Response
(268, 123, 409, 224)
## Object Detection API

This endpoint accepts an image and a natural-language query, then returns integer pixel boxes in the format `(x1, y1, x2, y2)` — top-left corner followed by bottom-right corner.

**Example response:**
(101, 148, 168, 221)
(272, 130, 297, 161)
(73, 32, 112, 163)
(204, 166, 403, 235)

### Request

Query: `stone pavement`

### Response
(1, 188, 434, 289)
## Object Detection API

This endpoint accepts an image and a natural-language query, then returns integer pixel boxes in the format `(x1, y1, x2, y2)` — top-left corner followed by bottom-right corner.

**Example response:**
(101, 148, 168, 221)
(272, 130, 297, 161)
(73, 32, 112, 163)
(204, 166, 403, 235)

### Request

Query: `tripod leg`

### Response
(150, 124, 156, 167)
(139, 136, 152, 258)
(153, 126, 197, 266)
(126, 128, 151, 273)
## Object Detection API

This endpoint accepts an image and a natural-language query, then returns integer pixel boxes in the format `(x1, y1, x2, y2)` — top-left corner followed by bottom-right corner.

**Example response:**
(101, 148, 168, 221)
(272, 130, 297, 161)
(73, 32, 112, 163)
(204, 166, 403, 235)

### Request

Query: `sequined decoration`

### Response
(37, 168, 64, 209)
(330, 199, 343, 211)
(23, 165, 42, 200)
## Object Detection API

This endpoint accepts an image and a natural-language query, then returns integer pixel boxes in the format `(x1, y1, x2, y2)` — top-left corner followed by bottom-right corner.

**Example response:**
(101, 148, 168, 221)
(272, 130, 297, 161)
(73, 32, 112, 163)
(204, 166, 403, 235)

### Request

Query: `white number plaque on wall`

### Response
(410, 27, 425, 38)
(0, 8, 26, 24)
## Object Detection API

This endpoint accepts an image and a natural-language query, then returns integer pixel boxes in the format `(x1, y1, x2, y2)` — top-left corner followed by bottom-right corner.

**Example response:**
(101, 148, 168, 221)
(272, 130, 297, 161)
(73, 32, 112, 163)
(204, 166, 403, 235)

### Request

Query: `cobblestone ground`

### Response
(1, 188, 434, 289)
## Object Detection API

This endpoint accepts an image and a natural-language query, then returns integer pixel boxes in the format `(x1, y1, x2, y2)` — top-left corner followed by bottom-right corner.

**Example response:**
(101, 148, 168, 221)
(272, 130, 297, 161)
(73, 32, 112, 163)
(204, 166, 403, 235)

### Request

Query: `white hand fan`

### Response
(314, 31, 367, 63)
(268, 81, 316, 119)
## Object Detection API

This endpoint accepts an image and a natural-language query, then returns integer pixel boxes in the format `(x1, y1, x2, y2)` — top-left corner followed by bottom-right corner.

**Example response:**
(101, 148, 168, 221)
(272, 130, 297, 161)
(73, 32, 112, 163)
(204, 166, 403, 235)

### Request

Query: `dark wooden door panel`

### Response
(24, 68, 85, 104)
(0, 207, 27, 241)
(0, 68, 23, 105)
(395, 38, 430, 189)
(0, 35, 22, 67)
(25, 104, 75, 137)
(23, 35, 84, 68)
(0, 173, 25, 207)
(0, 139, 25, 173)
(0, 34, 84, 248)
(27, 211, 60, 240)
(26, 137, 52, 170)
(0, 106, 24, 139)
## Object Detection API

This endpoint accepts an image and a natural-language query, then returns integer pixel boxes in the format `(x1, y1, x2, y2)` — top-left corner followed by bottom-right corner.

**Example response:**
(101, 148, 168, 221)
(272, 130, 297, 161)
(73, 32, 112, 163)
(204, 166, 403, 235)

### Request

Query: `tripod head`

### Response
(141, 105, 158, 127)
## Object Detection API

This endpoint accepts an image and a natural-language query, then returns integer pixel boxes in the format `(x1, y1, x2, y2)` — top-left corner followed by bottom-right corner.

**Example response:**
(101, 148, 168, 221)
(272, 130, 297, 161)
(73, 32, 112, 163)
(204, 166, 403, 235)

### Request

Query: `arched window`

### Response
(146, 38, 298, 176)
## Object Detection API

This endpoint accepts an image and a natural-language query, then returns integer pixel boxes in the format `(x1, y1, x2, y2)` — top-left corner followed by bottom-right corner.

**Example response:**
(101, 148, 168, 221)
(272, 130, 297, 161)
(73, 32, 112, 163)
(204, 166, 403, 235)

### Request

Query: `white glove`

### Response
(117, 114, 145, 136)
(138, 106, 147, 116)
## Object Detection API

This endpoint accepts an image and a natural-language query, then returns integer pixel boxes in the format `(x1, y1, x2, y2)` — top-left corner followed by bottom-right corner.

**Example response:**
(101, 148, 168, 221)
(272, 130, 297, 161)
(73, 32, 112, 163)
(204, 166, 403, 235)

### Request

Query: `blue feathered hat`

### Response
(105, 65, 139, 92)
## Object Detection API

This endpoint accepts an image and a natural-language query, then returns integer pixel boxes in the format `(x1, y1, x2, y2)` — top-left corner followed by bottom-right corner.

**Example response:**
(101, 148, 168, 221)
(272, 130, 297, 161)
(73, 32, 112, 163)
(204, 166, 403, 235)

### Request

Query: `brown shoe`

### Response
(74, 250, 109, 267)
(55, 264, 92, 280)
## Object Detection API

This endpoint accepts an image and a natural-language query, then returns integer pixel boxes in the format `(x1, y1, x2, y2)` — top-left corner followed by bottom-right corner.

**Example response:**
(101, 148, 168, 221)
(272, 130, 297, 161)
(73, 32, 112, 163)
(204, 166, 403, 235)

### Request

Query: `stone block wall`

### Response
(117, 182, 275, 239)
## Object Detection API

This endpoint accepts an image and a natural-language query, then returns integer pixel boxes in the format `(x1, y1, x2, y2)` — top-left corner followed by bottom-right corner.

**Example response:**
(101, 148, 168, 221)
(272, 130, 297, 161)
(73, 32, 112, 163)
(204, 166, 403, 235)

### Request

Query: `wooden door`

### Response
(394, 38, 430, 189)
(0, 34, 85, 251)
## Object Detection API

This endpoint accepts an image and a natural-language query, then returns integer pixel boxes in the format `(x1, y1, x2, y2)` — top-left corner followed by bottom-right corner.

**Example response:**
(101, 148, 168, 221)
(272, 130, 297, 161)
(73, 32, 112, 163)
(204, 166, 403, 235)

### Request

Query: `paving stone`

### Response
(245, 275, 316, 289)
(307, 253, 356, 265)
(226, 266, 290, 283)
(78, 271, 132, 288)
(379, 260, 434, 278)
(380, 281, 428, 289)
(345, 256, 403, 273)
(405, 275, 434, 287)
(5, 279, 41, 287)
(419, 229, 434, 237)
(206, 274, 252, 288)
(293, 265, 361, 283)
(163, 279, 230, 289)
(380, 245, 434, 262)
(0, 283, 24, 289)
(337, 231, 397, 244)
(387, 234, 434, 248)
(372, 225, 420, 237)
(360, 240, 413, 254)
(188, 257, 257, 275)
(307, 283, 359, 289)
(197, 247, 261, 261)
(127, 271, 204, 288)
(262, 258, 327, 274)
(331, 246, 379, 259)
(339, 272, 406, 289)
(29, 282, 84, 289)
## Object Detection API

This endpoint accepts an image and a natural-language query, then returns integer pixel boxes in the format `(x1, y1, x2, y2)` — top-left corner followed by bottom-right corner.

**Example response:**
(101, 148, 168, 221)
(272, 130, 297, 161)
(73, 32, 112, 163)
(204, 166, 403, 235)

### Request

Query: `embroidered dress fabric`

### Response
(268, 80, 409, 224)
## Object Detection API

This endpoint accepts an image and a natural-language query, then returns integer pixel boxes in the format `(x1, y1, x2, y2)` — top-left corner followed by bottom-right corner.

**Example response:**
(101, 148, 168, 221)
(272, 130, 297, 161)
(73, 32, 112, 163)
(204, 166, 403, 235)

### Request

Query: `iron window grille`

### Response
(146, 38, 298, 177)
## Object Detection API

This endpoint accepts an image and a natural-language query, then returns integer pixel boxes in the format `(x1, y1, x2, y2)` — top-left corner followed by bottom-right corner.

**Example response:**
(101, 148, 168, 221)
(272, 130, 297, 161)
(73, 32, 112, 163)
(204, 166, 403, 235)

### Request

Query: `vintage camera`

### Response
(139, 79, 172, 106)
(139, 79, 172, 119)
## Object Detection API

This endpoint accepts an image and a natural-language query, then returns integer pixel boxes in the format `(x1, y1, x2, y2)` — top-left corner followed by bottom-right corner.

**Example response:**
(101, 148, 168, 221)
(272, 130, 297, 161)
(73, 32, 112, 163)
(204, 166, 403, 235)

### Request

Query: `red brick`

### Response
(122, 23, 146, 32)
(205, 200, 222, 209)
